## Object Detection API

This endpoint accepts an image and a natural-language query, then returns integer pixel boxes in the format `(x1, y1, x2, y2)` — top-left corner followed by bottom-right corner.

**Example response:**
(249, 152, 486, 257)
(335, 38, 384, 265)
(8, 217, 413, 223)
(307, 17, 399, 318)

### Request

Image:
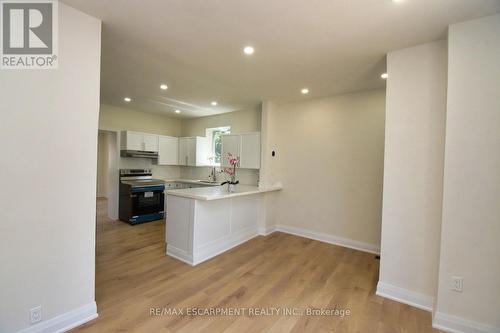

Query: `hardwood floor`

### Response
(72, 198, 441, 333)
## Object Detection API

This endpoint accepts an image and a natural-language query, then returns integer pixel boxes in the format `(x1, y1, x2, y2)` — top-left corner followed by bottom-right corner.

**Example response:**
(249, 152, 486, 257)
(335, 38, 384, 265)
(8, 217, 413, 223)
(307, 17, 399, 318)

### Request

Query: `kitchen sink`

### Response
(195, 180, 221, 185)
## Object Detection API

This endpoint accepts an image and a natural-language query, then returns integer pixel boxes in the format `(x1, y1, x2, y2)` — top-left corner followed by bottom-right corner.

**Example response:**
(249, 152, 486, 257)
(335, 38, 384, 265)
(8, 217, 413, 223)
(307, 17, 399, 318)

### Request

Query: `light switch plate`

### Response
(30, 306, 42, 324)
(451, 276, 463, 292)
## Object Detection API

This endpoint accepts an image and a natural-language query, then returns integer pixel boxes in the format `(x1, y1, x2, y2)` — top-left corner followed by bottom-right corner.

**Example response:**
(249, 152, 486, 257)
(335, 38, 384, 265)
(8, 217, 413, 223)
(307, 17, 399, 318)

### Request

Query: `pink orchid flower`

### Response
(223, 167, 234, 176)
(226, 153, 239, 166)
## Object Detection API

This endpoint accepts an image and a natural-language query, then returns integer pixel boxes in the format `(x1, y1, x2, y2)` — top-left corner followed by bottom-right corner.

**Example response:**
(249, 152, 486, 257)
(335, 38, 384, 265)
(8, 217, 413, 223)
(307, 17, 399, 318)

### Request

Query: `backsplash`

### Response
(118, 157, 258, 184)
(119, 157, 181, 180)
(152, 165, 181, 180)
(119, 157, 151, 169)
(180, 166, 259, 186)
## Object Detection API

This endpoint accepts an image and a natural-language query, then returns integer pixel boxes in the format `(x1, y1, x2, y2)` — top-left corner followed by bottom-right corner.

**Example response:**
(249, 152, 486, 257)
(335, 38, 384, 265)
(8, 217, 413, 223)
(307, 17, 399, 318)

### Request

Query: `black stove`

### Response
(119, 169, 165, 225)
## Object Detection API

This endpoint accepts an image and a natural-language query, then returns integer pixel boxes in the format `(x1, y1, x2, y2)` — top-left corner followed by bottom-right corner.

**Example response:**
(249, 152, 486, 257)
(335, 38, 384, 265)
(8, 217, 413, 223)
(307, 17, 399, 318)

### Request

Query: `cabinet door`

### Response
(186, 138, 197, 166)
(158, 136, 179, 165)
(178, 138, 188, 165)
(195, 137, 210, 166)
(221, 134, 241, 167)
(240, 133, 260, 169)
(124, 131, 144, 151)
(143, 134, 159, 152)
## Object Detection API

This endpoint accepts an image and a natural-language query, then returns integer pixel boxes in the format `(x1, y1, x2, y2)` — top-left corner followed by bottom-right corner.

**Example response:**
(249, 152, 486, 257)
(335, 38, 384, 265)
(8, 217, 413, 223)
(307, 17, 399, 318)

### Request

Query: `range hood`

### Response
(120, 150, 158, 159)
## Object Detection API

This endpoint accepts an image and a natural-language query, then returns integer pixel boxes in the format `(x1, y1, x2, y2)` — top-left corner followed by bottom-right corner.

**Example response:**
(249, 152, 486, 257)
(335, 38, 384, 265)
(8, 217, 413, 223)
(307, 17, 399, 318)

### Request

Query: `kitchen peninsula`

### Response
(165, 185, 281, 266)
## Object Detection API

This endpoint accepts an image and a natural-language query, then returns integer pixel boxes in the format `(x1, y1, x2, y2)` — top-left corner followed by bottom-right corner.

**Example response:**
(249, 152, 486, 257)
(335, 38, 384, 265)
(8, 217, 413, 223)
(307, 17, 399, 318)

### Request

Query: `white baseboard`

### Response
(271, 224, 380, 255)
(193, 227, 259, 265)
(258, 225, 276, 236)
(167, 228, 260, 266)
(166, 244, 194, 266)
(376, 281, 434, 312)
(433, 312, 500, 333)
(376, 283, 500, 333)
(17, 302, 97, 333)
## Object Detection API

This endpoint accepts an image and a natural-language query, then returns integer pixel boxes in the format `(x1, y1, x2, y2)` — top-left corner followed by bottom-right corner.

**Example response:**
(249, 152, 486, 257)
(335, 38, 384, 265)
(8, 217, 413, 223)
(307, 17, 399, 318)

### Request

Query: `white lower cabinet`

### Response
(164, 182, 214, 215)
(166, 194, 261, 266)
(164, 182, 178, 190)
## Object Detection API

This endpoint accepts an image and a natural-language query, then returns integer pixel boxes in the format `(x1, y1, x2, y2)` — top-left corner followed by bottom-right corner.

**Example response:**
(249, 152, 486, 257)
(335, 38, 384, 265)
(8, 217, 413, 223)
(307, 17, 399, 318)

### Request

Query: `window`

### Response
(206, 126, 230, 165)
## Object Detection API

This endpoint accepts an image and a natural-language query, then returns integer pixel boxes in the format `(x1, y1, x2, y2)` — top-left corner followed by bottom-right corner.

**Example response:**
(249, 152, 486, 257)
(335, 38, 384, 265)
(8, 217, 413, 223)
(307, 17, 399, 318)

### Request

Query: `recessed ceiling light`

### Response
(392, 0, 405, 3)
(243, 46, 255, 55)
(301, 88, 309, 94)
(160, 84, 168, 90)
(211, 101, 218, 106)
(124, 97, 132, 102)
(175, 109, 181, 114)
(381, 73, 388, 79)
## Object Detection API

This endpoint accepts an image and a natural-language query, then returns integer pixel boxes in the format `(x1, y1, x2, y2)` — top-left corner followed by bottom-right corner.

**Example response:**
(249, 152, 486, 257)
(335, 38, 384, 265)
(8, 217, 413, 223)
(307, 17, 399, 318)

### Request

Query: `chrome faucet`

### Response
(208, 166, 217, 182)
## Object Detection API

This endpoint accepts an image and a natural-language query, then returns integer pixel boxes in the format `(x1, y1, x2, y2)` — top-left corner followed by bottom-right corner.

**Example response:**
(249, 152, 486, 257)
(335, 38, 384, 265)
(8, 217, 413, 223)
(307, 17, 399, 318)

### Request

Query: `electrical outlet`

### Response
(30, 306, 42, 324)
(451, 276, 463, 292)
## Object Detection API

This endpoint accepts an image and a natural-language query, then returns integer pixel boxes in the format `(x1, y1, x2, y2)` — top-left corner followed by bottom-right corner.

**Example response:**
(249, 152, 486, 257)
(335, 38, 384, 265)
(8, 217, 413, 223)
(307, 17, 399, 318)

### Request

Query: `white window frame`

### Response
(206, 126, 231, 166)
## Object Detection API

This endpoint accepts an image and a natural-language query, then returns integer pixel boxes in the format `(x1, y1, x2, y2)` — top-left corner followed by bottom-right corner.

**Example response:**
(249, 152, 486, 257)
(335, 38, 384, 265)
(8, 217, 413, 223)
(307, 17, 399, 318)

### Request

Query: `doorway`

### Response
(96, 130, 119, 219)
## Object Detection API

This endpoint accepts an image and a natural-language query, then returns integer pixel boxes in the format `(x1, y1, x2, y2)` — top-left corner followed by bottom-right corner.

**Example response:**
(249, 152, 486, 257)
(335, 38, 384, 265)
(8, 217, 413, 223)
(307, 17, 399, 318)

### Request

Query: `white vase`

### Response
(227, 183, 236, 193)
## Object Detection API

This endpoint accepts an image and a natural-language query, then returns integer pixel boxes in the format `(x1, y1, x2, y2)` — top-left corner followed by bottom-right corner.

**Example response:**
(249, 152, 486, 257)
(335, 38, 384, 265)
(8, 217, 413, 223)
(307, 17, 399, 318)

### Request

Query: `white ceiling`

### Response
(61, 0, 500, 118)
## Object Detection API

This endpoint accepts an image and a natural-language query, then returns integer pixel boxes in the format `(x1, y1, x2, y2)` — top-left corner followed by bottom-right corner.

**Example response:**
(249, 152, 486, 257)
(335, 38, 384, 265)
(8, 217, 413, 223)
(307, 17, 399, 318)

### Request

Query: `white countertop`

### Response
(162, 179, 222, 186)
(166, 184, 282, 201)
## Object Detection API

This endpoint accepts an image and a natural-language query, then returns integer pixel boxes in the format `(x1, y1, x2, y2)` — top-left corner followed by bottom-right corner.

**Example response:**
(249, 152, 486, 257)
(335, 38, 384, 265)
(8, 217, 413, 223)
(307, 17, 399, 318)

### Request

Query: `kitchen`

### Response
(97, 103, 280, 264)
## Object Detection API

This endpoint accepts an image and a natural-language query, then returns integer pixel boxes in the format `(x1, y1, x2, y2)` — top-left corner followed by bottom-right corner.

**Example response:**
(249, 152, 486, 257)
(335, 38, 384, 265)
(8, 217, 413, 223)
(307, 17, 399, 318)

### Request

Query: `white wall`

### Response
(263, 90, 386, 251)
(99, 104, 181, 136)
(0, 4, 101, 333)
(259, 101, 280, 233)
(436, 14, 500, 329)
(180, 108, 261, 137)
(378, 41, 448, 308)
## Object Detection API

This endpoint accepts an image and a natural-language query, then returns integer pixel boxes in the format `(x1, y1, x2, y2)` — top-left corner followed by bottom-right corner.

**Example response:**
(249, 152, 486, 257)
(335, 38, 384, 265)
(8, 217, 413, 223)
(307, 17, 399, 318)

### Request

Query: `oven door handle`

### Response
(131, 186, 165, 193)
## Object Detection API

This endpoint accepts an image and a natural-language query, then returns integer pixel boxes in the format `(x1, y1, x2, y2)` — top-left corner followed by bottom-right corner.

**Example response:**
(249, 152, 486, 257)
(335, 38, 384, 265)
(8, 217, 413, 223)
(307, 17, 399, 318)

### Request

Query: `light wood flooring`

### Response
(72, 198, 441, 333)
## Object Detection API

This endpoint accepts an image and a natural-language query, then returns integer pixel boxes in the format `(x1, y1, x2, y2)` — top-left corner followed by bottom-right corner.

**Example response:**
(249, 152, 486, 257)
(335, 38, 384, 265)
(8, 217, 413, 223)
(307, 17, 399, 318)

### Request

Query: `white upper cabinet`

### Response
(221, 132, 260, 169)
(121, 131, 159, 152)
(240, 133, 261, 169)
(120, 130, 260, 168)
(194, 137, 209, 166)
(178, 137, 188, 166)
(178, 137, 209, 166)
(158, 136, 179, 165)
(122, 131, 143, 151)
(221, 134, 241, 167)
(143, 133, 159, 152)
